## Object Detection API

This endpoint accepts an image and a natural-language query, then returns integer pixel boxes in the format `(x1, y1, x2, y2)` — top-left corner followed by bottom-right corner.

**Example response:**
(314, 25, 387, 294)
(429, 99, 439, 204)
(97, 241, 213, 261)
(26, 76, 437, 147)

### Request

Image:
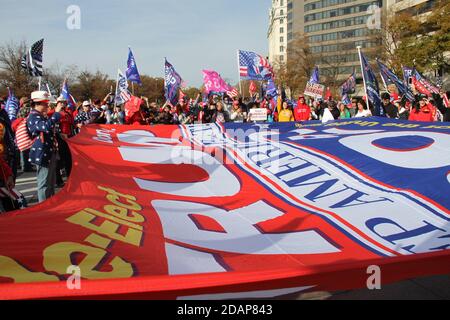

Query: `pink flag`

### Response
(202, 70, 231, 93)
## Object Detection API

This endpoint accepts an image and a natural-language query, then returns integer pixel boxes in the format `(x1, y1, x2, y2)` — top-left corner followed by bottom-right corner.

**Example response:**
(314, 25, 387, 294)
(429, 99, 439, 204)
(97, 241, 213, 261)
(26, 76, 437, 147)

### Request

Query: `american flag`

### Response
(21, 39, 44, 77)
(239, 50, 273, 81)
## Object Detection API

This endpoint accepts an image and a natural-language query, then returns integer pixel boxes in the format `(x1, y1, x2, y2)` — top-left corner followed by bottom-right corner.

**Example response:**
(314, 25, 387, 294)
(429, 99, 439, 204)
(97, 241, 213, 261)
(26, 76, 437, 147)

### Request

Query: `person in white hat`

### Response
(27, 91, 63, 203)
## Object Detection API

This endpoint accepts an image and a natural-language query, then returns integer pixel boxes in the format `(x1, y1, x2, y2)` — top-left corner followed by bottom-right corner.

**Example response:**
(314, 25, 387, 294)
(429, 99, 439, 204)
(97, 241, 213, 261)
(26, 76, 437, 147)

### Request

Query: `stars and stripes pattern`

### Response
(413, 69, 440, 96)
(120, 90, 131, 102)
(16, 119, 35, 152)
(443, 94, 449, 108)
(238, 50, 273, 81)
(21, 39, 44, 77)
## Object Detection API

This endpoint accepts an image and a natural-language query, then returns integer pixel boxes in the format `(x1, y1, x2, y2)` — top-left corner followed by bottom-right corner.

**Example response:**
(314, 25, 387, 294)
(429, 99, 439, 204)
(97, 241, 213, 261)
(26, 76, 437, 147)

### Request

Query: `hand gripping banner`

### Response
(0, 118, 449, 299)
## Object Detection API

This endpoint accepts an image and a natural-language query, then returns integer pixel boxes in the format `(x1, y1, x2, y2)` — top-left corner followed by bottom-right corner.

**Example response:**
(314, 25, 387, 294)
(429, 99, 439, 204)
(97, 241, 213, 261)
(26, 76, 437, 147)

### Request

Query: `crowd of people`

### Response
(0, 87, 449, 213)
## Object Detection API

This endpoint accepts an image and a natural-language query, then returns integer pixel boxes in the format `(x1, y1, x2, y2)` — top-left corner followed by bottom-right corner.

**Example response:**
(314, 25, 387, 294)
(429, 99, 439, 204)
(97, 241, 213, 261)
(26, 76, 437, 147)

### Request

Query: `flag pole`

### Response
(46, 83, 52, 97)
(377, 59, 389, 92)
(38, 77, 42, 91)
(380, 74, 388, 92)
(357, 46, 369, 105)
(236, 50, 243, 98)
(114, 69, 119, 108)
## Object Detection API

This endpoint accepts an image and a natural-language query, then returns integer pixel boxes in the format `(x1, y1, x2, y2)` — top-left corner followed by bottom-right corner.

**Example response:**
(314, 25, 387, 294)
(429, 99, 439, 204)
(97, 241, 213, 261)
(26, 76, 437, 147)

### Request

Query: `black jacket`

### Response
(384, 103, 399, 119)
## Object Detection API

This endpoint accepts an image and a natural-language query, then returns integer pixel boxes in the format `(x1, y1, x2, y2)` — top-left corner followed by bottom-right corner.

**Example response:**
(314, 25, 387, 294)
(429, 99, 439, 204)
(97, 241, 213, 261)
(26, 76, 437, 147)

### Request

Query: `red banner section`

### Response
(0, 120, 449, 299)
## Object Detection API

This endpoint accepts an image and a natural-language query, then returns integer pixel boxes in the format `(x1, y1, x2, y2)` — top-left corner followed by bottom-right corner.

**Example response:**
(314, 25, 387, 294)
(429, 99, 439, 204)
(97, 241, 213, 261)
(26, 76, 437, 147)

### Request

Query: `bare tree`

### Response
(43, 63, 79, 96)
(0, 41, 36, 98)
(279, 33, 316, 97)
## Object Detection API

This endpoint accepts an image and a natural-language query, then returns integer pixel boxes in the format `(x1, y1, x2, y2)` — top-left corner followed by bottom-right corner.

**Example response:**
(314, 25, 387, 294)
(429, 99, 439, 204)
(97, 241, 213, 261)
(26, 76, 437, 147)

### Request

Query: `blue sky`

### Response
(2, 0, 272, 87)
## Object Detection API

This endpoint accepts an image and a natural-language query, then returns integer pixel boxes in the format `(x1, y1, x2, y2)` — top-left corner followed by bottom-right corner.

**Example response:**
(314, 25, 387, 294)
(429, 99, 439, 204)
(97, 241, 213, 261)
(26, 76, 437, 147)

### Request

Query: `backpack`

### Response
(16, 118, 36, 152)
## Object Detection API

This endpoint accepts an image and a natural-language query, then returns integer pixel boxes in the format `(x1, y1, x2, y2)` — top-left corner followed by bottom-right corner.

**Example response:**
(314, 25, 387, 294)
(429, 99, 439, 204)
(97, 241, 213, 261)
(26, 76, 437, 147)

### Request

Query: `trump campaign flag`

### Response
(202, 70, 231, 94)
(403, 66, 413, 86)
(5, 88, 19, 121)
(0, 119, 449, 300)
(377, 60, 415, 102)
(239, 50, 273, 81)
(115, 69, 131, 105)
(164, 59, 183, 106)
(266, 77, 278, 98)
(309, 66, 320, 84)
(358, 48, 383, 116)
(126, 47, 142, 85)
(61, 79, 77, 110)
(412, 69, 440, 96)
(340, 73, 356, 105)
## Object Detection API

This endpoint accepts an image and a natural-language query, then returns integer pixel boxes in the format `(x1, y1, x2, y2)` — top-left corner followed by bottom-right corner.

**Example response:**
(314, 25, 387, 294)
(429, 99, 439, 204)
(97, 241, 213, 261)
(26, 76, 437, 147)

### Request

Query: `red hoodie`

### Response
(294, 100, 311, 122)
(409, 104, 436, 122)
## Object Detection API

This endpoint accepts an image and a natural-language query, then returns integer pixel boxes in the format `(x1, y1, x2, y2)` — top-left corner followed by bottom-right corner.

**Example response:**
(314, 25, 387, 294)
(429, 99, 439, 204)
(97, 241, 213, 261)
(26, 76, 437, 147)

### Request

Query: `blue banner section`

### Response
(223, 118, 450, 210)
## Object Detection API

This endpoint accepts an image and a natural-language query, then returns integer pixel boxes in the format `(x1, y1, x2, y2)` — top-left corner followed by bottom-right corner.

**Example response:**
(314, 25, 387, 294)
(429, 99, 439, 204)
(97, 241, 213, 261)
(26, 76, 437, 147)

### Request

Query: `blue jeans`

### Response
(36, 153, 57, 203)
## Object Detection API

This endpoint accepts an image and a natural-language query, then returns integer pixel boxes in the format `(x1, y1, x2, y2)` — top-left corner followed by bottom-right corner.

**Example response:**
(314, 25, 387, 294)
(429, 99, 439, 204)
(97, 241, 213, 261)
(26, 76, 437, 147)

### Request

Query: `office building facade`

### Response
(268, 0, 288, 68)
(285, 0, 384, 81)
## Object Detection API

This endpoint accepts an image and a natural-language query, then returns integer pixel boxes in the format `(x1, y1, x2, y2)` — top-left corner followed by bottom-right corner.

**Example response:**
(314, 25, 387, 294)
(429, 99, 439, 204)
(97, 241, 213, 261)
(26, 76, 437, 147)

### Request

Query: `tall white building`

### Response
(268, 0, 288, 68)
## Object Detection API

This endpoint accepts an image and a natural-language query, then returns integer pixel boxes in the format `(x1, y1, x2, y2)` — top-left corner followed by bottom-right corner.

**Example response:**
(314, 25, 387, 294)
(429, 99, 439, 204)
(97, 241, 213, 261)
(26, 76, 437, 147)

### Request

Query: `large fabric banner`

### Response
(0, 118, 450, 300)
